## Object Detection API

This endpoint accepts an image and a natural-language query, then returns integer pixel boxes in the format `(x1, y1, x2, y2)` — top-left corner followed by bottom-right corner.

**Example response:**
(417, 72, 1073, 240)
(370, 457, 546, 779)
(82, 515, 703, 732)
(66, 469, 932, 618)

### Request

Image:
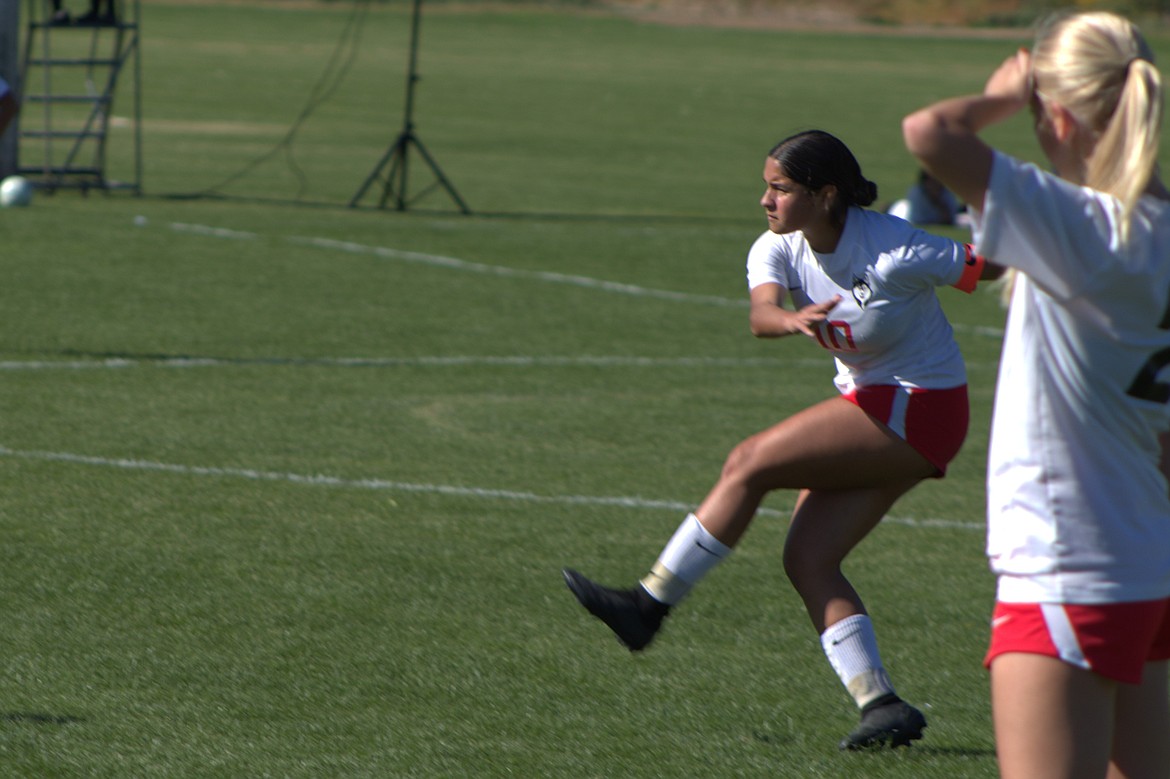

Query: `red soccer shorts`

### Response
(842, 384, 969, 475)
(984, 600, 1170, 684)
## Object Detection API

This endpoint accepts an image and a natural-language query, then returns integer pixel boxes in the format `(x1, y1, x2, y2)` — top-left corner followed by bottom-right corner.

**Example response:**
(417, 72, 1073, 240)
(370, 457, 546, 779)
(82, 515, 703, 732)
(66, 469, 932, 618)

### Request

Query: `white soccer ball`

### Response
(0, 176, 33, 208)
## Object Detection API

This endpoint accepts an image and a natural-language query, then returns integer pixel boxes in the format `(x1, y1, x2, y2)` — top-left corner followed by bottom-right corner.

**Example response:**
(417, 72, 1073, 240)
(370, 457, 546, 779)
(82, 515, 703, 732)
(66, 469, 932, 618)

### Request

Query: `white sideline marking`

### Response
(0, 355, 817, 371)
(290, 235, 746, 308)
(0, 353, 1000, 372)
(170, 222, 259, 240)
(165, 221, 1007, 336)
(0, 445, 983, 531)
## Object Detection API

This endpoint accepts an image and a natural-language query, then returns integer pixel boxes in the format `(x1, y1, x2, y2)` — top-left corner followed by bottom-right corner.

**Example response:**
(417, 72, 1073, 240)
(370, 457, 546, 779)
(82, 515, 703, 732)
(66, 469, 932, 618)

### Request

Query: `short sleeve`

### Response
(745, 231, 798, 291)
(976, 151, 1118, 300)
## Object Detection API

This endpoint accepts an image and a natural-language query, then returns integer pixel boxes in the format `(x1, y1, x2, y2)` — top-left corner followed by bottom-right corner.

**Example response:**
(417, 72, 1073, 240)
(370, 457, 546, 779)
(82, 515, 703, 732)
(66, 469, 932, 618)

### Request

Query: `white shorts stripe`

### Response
(1041, 603, 1089, 670)
(886, 387, 911, 439)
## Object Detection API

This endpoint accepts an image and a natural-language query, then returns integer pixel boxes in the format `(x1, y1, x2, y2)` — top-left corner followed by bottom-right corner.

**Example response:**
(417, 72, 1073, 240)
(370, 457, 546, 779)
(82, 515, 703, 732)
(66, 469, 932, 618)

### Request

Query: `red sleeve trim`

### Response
(953, 243, 984, 294)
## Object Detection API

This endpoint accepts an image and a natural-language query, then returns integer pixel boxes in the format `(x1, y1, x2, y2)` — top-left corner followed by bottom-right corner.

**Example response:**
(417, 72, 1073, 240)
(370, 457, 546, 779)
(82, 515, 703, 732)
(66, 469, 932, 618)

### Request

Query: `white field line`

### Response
(291, 235, 747, 308)
(0, 354, 1002, 373)
(0, 445, 983, 531)
(169, 222, 259, 240)
(0, 355, 822, 371)
(21, 221, 983, 533)
(167, 221, 1006, 338)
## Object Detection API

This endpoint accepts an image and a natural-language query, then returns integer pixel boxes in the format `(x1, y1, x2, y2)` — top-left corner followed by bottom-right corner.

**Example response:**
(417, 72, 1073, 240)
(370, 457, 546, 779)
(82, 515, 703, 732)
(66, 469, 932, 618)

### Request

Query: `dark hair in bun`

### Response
(769, 130, 878, 225)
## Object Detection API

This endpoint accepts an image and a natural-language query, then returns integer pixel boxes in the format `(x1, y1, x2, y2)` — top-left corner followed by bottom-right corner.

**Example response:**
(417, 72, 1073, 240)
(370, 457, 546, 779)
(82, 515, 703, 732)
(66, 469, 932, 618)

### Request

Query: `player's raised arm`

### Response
(902, 49, 1031, 213)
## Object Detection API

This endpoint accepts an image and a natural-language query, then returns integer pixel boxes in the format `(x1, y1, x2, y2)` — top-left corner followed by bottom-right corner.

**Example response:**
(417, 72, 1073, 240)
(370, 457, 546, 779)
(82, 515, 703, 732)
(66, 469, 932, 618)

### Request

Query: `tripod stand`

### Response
(349, 0, 469, 213)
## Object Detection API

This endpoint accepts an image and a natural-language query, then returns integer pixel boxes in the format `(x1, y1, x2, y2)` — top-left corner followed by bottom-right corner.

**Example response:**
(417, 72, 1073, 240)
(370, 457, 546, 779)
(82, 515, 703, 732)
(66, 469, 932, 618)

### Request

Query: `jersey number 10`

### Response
(814, 321, 857, 352)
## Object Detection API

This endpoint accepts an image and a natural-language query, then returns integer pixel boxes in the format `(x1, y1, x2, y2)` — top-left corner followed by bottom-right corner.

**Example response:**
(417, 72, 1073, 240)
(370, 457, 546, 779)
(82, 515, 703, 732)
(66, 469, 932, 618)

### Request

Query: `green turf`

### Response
(1, 2, 1158, 776)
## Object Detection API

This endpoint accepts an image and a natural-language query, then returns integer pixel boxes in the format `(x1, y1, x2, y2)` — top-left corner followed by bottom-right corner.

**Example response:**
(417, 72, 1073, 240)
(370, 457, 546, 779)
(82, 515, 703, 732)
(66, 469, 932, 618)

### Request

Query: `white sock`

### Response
(639, 513, 732, 605)
(820, 614, 896, 709)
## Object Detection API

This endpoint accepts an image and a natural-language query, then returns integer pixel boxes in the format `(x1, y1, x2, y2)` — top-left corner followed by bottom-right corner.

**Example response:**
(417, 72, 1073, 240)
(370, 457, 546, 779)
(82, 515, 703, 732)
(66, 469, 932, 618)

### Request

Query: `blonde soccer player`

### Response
(904, 11, 1170, 779)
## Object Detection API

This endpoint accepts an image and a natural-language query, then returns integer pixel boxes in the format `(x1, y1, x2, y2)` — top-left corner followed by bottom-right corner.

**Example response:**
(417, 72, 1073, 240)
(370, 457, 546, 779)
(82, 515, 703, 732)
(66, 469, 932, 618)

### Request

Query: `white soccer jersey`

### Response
(746, 206, 978, 393)
(976, 151, 1170, 604)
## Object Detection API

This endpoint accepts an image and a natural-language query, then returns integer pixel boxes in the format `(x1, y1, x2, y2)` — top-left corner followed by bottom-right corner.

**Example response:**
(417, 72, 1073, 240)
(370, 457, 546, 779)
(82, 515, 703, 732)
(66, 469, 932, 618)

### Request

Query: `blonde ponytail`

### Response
(1032, 12, 1163, 243)
(992, 13, 1165, 307)
(1085, 57, 1163, 241)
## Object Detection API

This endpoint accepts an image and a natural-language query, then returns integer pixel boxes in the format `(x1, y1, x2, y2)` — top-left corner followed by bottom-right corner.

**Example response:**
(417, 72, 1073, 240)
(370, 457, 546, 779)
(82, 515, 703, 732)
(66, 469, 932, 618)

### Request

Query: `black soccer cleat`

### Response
(562, 568, 670, 652)
(839, 694, 927, 750)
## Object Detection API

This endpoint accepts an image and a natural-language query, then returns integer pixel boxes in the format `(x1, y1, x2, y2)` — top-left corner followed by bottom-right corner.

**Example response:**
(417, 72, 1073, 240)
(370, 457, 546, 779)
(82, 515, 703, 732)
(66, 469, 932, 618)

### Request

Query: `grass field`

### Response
(0, 2, 1156, 776)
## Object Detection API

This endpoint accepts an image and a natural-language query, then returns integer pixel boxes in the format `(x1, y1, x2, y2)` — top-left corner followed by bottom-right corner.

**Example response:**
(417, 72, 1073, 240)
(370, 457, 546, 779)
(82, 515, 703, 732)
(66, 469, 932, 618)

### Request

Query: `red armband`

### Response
(953, 243, 984, 293)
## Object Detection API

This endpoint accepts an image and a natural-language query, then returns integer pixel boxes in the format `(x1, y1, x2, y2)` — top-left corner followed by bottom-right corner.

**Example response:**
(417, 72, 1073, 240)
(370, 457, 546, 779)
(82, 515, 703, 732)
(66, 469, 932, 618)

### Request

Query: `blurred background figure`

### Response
(0, 76, 18, 136)
(887, 168, 969, 228)
(48, 0, 117, 26)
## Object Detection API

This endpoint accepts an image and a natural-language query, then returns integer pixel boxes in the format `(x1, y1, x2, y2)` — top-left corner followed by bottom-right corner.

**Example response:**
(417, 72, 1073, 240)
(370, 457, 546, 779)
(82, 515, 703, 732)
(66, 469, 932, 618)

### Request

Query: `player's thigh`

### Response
(740, 397, 934, 490)
(991, 653, 1115, 779)
(1110, 661, 1170, 779)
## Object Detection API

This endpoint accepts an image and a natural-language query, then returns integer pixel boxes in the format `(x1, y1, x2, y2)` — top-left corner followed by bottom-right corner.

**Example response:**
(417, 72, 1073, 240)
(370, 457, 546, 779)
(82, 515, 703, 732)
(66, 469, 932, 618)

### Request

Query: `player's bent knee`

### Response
(719, 438, 759, 482)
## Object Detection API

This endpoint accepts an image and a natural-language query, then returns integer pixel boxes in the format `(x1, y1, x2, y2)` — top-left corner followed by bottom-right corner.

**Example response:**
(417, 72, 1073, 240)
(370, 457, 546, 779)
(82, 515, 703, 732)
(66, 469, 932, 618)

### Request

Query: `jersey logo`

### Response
(852, 275, 873, 309)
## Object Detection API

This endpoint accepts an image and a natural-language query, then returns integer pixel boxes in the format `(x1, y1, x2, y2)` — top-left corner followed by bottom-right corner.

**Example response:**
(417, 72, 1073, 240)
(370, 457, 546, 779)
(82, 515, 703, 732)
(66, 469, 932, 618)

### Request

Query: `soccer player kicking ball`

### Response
(565, 129, 999, 750)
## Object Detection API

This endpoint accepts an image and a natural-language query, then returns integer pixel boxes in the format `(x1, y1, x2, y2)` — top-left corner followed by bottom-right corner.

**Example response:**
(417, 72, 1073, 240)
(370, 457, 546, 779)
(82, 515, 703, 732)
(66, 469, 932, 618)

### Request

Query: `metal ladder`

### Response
(17, 0, 141, 193)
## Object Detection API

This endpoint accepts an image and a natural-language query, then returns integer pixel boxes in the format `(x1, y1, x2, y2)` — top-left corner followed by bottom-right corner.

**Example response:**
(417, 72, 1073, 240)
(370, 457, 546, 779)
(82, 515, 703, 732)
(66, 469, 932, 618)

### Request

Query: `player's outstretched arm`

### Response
(749, 283, 841, 339)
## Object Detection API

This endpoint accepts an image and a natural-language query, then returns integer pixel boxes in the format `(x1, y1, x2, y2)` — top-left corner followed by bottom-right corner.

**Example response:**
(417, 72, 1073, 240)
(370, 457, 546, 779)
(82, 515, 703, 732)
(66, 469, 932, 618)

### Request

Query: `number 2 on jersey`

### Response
(1126, 292, 1170, 403)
